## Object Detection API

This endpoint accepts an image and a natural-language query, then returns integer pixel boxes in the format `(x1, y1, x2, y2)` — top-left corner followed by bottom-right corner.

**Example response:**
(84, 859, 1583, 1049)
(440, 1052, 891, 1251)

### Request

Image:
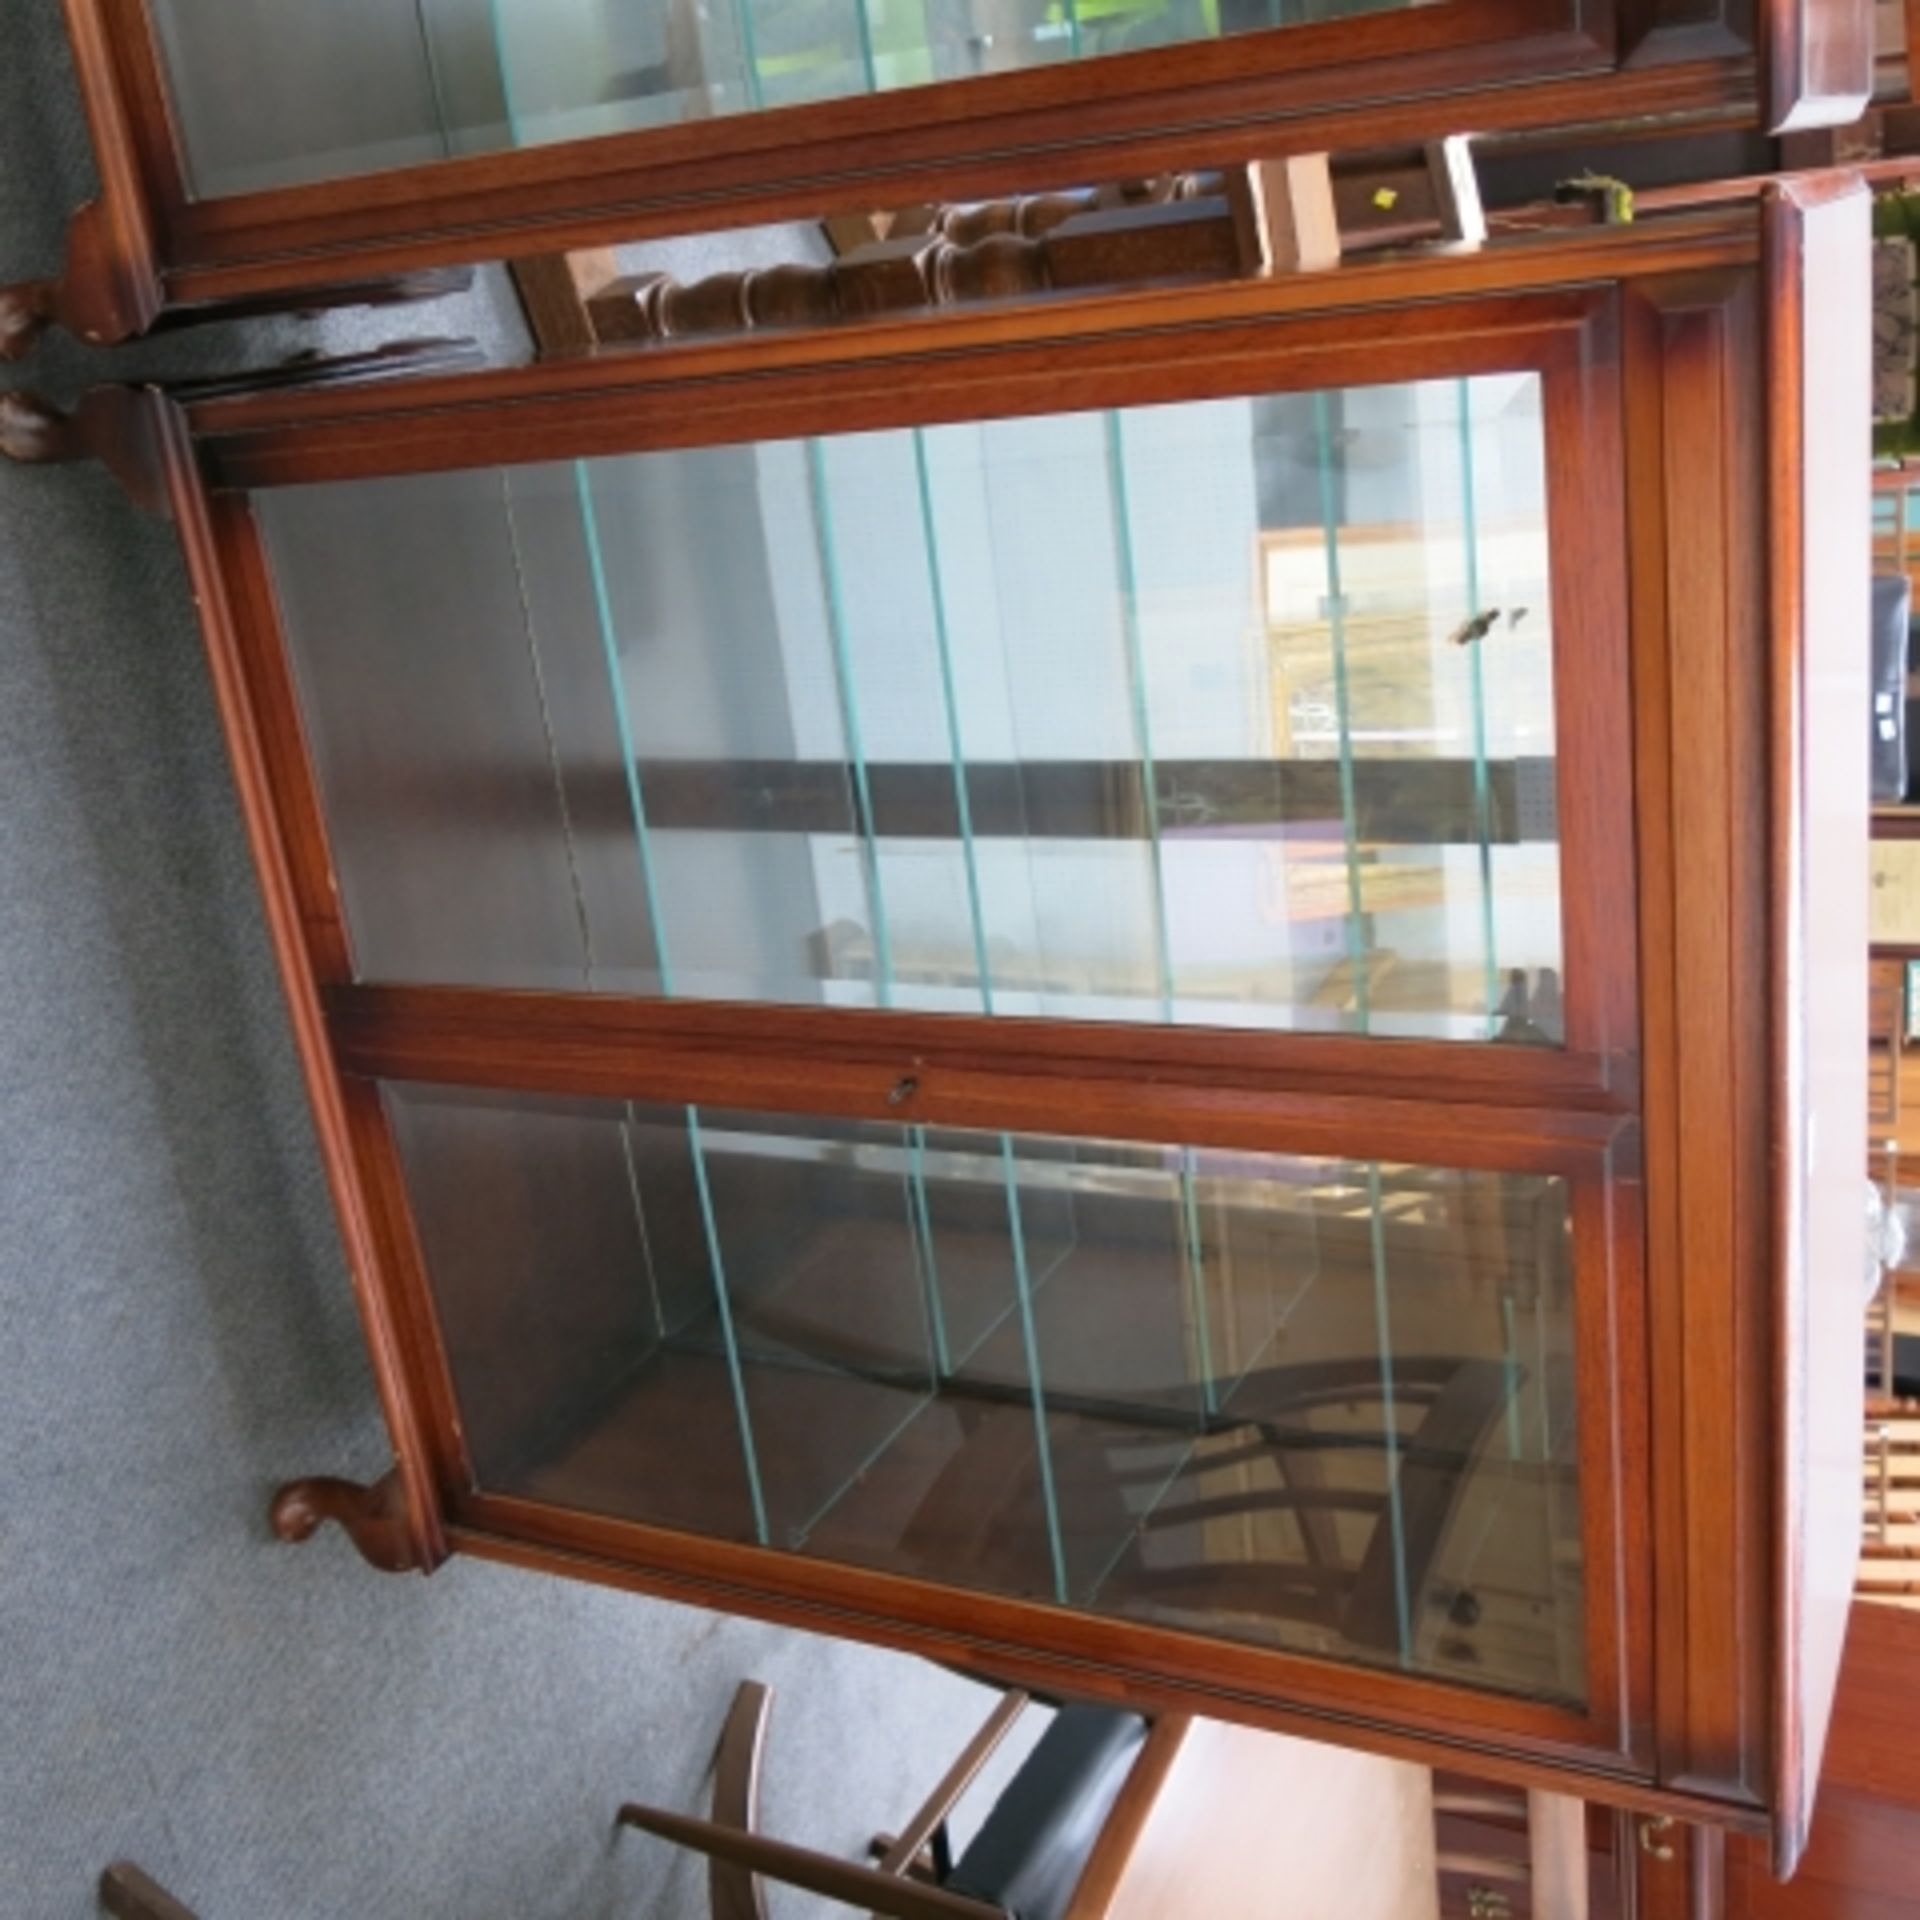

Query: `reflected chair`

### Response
(616, 1680, 1185, 1919)
(1109, 1354, 1520, 1658)
(871, 1350, 1520, 1667)
(711, 1282, 1524, 1664)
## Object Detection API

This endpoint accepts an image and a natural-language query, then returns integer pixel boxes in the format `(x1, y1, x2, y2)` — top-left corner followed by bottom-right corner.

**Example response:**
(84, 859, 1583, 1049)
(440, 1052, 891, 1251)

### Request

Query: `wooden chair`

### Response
(617, 1681, 1187, 1919)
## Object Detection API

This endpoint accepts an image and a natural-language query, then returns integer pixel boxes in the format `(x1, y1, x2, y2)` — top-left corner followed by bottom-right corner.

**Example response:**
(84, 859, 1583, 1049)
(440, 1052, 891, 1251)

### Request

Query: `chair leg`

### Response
(709, 1681, 773, 1920)
(99, 1863, 199, 1920)
(617, 1803, 1001, 1920)
(870, 1833, 942, 1883)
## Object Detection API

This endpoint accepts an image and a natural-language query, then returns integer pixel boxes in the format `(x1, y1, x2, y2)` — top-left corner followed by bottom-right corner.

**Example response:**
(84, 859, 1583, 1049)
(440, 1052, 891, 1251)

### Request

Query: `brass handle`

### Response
(1638, 1815, 1676, 1862)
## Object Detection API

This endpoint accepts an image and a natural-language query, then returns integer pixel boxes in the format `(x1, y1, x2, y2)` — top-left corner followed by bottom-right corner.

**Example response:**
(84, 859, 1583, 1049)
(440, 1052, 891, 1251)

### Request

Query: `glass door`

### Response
(142, 0, 1533, 199)
(384, 1084, 1589, 1701)
(257, 375, 1564, 1040)
(236, 296, 1645, 1752)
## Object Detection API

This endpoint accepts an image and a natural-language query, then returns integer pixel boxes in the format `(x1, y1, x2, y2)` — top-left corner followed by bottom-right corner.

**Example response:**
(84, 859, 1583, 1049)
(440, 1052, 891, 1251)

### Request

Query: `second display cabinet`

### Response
(1, 185, 1869, 1878)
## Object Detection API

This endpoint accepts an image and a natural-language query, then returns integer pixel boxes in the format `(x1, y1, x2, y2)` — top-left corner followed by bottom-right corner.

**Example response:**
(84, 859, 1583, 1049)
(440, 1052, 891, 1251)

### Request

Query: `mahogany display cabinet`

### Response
(0, 0, 1872, 356)
(0, 184, 1869, 1876)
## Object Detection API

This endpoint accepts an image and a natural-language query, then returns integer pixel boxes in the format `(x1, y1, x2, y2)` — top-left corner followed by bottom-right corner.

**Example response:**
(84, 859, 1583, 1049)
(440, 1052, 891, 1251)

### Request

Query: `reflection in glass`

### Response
(389, 1082, 1586, 1702)
(150, 0, 1434, 198)
(265, 376, 1563, 1043)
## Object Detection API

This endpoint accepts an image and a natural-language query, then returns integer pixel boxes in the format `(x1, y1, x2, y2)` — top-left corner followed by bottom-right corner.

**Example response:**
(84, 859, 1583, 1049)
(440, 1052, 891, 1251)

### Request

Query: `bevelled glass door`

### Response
(385, 1083, 1588, 1701)
(257, 374, 1564, 1043)
(148, 0, 1446, 197)
(230, 286, 1643, 1754)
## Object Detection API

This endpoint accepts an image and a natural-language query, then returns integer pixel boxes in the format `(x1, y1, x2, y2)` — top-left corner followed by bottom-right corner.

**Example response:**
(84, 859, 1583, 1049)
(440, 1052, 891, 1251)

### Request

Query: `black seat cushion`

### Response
(1872, 573, 1911, 801)
(946, 1706, 1149, 1920)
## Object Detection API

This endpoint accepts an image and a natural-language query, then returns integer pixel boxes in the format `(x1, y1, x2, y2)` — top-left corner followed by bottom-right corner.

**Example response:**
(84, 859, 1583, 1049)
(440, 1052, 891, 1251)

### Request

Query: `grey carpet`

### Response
(0, 14, 1034, 1917)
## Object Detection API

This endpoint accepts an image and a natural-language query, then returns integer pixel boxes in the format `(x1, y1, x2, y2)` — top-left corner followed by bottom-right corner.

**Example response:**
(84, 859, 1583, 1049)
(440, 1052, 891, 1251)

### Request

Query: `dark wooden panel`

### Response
(1735, 1797, 1920, 1917)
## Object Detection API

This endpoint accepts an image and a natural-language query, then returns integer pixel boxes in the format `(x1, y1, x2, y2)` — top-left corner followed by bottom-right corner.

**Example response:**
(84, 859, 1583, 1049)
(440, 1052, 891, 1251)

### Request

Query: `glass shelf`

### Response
(387, 1080, 1586, 1702)
(147, 0, 1433, 198)
(260, 373, 1564, 1044)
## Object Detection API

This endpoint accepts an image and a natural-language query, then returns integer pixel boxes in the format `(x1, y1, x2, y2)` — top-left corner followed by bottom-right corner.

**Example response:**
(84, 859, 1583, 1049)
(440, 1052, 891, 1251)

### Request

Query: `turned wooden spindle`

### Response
(872, 171, 1218, 249)
(587, 186, 1237, 346)
(560, 153, 1473, 352)
(590, 230, 1040, 343)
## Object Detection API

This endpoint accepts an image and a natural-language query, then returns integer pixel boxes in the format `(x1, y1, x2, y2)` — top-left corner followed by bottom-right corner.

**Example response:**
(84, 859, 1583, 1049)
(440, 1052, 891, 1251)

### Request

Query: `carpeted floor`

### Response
(0, 15, 1030, 1917)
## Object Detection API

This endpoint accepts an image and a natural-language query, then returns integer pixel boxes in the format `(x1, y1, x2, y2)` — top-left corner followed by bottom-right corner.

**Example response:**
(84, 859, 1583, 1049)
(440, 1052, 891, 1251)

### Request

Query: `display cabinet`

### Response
(0, 185, 1868, 1875)
(0, 0, 1872, 356)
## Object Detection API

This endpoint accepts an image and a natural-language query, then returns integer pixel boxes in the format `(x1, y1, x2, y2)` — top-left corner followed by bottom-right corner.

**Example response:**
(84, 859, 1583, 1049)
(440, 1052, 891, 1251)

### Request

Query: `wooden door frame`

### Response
(213, 262, 1658, 1761)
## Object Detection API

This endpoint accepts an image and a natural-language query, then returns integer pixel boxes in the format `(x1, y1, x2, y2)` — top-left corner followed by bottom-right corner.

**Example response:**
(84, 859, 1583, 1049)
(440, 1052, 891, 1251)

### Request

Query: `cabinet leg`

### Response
(3, 199, 164, 361)
(0, 279, 57, 362)
(270, 1469, 423, 1574)
(0, 390, 77, 465)
(0, 387, 172, 516)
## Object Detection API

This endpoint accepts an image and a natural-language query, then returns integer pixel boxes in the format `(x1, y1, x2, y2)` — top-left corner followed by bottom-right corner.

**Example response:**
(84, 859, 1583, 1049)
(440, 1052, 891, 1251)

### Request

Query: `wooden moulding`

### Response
(326, 985, 1634, 1123)
(187, 212, 1763, 494)
(1621, 262, 1773, 1823)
